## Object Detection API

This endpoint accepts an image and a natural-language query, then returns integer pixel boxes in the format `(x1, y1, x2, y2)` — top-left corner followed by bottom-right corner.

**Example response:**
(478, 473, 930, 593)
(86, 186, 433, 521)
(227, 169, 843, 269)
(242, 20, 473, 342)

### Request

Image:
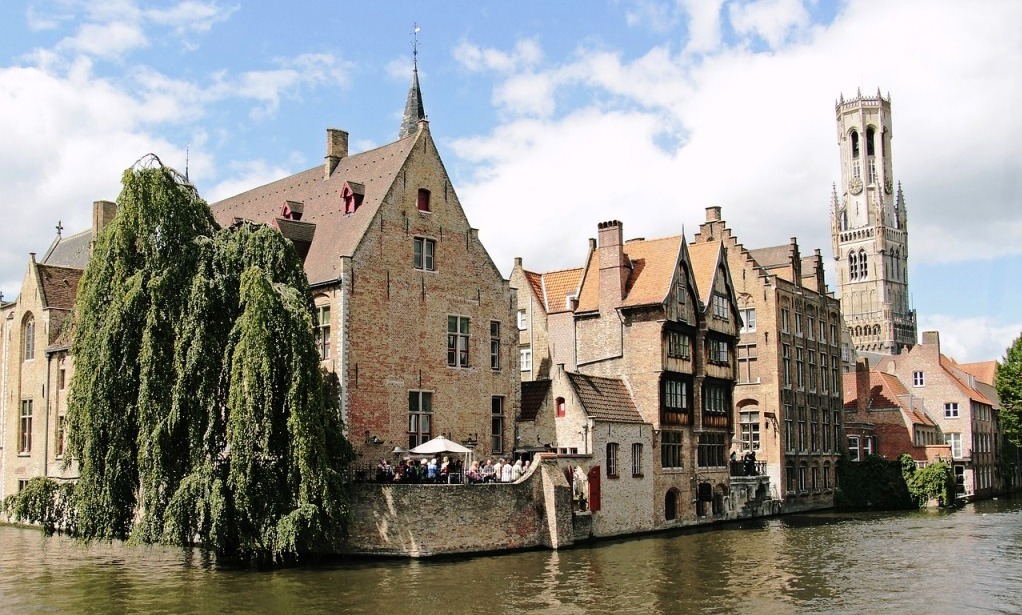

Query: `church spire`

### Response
(399, 23, 426, 139)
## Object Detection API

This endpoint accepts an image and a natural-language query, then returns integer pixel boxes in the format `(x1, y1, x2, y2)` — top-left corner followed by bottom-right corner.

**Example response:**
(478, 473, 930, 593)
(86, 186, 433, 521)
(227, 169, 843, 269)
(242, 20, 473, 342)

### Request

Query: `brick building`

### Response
(0, 201, 113, 499)
(842, 358, 949, 465)
(693, 206, 845, 510)
(874, 331, 1001, 499)
(210, 70, 519, 460)
(512, 219, 747, 530)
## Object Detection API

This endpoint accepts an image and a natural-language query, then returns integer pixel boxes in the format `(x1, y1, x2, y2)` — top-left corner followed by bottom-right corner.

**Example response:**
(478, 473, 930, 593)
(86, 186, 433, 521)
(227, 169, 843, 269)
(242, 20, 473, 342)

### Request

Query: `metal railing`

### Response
(730, 460, 766, 477)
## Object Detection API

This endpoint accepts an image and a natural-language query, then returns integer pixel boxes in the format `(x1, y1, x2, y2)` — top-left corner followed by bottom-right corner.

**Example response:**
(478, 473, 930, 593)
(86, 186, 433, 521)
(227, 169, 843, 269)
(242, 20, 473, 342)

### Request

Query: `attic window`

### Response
(417, 188, 431, 212)
(281, 200, 304, 221)
(342, 182, 365, 214)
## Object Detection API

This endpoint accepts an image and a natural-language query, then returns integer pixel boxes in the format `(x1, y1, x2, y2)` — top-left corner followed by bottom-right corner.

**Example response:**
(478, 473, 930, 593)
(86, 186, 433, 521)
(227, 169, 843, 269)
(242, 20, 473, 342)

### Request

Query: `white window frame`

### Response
(520, 347, 532, 372)
(944, 402, 959, 418)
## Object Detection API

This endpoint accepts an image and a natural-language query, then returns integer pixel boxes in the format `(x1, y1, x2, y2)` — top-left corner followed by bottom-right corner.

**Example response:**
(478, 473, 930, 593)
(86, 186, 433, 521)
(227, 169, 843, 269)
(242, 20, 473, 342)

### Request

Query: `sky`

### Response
(1, 0, 1020, 363)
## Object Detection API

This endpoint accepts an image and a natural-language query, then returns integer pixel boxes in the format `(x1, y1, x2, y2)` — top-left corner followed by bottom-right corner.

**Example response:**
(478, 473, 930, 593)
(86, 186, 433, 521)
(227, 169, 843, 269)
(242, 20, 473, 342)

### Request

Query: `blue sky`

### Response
(1, 0, 1020, 362)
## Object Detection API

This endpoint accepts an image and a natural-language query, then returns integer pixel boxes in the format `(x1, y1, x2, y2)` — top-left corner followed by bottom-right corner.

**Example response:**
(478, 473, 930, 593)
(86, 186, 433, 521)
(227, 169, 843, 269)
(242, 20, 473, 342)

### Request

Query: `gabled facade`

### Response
(509, 260, 582, 382)
(875, 331, 1000, 499)
(513, 219, 747, 528)
(694, 206, 844, 510)
(842, 358, 949, 464)
(210, 76, 519, 460)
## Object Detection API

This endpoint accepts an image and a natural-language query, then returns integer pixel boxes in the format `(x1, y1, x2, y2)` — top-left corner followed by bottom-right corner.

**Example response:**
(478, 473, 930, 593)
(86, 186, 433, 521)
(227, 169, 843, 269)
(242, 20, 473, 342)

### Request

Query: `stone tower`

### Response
(831, 89, 916, 354)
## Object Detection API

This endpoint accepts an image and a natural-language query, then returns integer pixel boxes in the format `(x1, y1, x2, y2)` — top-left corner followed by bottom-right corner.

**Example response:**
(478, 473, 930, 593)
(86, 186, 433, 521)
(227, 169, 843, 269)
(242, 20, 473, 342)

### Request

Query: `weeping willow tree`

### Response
(9, 156, 352, 562)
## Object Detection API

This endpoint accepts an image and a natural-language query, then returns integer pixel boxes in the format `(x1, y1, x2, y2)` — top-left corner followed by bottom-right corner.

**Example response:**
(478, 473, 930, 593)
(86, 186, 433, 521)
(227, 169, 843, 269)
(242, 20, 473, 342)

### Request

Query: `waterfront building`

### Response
(874, 331, 1000, 499)
(209, 68, 519, 461)
(830, 90, 917, 355)
(0, 202, 113, 499)
(693, 206, 845, 510)
(512, 219, 754, 533)
(842, 358, 950, 465)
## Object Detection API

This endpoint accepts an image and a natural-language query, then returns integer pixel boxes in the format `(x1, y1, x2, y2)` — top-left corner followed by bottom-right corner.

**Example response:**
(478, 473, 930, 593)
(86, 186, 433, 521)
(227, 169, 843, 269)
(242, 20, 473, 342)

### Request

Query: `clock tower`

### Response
(831, 89, 916, 354)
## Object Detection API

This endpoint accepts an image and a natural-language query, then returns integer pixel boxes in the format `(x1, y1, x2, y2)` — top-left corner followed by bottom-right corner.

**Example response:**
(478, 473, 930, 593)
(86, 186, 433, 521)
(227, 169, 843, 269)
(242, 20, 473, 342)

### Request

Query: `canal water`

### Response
(2, 496, 1020, 614)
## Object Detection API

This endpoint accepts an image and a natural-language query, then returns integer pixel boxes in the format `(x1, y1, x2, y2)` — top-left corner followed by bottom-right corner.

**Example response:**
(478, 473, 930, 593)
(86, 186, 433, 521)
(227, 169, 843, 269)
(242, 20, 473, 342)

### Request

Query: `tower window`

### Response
(866, 127, 876, 156)
(851, 130, 860, 158)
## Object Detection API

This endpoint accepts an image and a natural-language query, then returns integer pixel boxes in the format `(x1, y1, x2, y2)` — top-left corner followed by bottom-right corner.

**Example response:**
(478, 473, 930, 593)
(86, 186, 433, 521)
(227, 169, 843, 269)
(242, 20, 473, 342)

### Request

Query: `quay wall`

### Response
(342, 455, 574, 557)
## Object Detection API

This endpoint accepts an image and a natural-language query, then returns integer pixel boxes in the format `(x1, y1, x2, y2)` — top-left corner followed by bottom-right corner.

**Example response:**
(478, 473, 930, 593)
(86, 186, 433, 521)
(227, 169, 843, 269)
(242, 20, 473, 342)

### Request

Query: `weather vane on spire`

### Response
(412, 23, 421, 70)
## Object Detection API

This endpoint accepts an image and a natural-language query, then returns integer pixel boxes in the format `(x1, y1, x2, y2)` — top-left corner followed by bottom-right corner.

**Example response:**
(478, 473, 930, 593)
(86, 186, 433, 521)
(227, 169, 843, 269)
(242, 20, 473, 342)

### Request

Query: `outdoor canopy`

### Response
(408, 436, 472, 455)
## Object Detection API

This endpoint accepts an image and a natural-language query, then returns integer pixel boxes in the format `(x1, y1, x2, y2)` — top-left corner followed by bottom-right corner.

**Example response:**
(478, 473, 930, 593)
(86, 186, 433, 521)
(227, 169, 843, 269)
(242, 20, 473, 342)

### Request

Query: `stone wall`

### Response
(342, 455, 573, 557)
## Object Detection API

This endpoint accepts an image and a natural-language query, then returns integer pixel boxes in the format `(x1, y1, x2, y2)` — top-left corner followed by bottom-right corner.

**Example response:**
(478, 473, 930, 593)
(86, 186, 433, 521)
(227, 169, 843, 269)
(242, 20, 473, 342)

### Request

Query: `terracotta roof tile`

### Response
(566, 372, 644, 423)
(520, 380, 551, 421)
(958, 360, 997, 386)
(523, 271, 544, 307)
(541, 267, 583, 313)
(940, 355, 994, 406)
(687, 240, 722, 306)
(210, 134, 418, 286)
(842, 371, 935, 426)
(575, 236, 682, 312)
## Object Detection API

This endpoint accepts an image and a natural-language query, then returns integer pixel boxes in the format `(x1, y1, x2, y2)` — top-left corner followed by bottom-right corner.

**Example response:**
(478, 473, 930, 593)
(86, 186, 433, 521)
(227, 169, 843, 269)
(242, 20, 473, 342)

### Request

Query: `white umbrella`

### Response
(408, 435, 472, 455)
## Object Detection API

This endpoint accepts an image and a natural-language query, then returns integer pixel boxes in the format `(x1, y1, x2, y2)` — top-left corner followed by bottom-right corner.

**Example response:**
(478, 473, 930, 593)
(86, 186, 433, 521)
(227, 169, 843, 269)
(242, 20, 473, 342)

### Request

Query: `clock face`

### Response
(849, 177, 863, 195)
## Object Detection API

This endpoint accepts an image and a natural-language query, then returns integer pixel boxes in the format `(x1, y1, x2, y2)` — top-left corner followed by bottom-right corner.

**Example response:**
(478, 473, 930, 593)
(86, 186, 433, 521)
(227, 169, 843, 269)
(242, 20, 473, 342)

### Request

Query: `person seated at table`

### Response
(466, 461, 482, 484)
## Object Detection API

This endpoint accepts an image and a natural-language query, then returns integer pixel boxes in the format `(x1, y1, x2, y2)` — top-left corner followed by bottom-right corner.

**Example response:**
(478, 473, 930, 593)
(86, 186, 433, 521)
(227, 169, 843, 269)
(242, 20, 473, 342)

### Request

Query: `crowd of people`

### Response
(374, 456, 531, 485)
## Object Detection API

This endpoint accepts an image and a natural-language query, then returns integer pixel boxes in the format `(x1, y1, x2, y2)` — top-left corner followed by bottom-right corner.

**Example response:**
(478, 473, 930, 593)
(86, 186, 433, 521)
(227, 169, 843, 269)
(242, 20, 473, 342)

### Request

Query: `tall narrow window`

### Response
(413, 237, 436, 271)
(851, 130, 860, 158)
(489, 321, 501, 370)
(408, 391, 433, 448)
(796, 347, 805, 390)
(22, 314, 35, 361)
(556, 397, 566, 418)
(675, 276, 686, 304)
(607, 443, 619, 478)
(631, 443, 643, 477)
(782, 345, 792, 388)
(491, 396, 504, 453)
(520, 347, 532, 372)
(517, 309, 527, 330)
(945, 433, 962, 458)
(55, 414, 66, 458)
(447, 316, 470, 368)
(19, 399, 32, 453)
(781, 308, 790, 333)
(822, 407, 831, 451)
(794, 311, 803, 337)
(798, 407, 807, 451)
(417, 188, 431, 212)
(848, 436, 860, 461)
(737, 344, 757, 384)
(315, 304, 331, 360)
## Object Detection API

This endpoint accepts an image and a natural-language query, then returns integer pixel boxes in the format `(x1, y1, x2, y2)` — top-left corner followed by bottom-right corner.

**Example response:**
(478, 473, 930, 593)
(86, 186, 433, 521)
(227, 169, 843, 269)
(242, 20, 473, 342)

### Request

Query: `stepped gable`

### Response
(566, 372, 643, 423)
(210, 135, 418, 286)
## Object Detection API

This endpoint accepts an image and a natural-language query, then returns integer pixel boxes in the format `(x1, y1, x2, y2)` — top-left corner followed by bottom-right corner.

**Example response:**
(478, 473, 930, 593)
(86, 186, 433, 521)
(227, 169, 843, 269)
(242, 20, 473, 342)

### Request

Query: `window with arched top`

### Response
(556, 397, 566, 418)
(850, 130, 860, 158)
(866, 126, 876, 156)
(857, 250, 868, 279)
(22, 314, 35, 361)
(840, 209, 848, 231)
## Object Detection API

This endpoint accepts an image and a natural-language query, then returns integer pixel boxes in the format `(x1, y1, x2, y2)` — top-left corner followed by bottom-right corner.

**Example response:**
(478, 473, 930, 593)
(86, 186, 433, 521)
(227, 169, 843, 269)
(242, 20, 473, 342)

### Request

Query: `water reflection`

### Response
(2, 496, 1021, 614)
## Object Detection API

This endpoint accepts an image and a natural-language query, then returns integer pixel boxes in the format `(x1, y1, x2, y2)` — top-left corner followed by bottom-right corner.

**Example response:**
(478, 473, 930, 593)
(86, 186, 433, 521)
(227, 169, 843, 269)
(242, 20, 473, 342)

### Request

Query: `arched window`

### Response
(840, 208, 848, 231)
(866, 127, 876, 156)
(556, 397, 566, 418)
(22, 314, 35, 361)
(857, 250, 868, 279)
(848, 252, 857, 280)
(665, 488, 679, 521)
(850, 130, 860, 158)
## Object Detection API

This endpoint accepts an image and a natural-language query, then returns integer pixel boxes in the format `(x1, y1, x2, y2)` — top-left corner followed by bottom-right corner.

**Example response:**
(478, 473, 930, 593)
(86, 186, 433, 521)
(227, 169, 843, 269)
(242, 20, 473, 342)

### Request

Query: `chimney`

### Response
(514, 257, 523, 269)
(92, 200, 116, 234)
(921, 331, 940, 347)
(597, 220, 627, 305)
(855, 358, 871, 413)
(324, 128, 349, 178)
(706, 206, 722, 222)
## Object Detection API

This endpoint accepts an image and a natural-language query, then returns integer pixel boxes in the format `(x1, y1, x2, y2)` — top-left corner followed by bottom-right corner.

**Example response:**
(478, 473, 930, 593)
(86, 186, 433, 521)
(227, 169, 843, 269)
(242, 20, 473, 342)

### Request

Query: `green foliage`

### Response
(835, 454, 915, 510)
(2, 478, 77, 535)
(996, 333, 1022, 448)
(900, 454, 955, 507)
(6, 158, 354, 563)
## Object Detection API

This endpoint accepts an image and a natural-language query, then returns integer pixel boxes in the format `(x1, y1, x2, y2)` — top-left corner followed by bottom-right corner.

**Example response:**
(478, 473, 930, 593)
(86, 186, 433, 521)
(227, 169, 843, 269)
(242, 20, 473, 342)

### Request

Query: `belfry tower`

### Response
(831, 89, 917, 354)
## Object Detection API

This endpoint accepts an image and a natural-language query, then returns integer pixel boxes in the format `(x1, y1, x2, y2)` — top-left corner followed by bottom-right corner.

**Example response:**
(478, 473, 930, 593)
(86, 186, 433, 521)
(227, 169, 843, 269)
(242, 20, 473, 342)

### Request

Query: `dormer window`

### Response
(342, 182, 365, 214)
(417, 188, 431, 212)
(281, 200, 304, 221)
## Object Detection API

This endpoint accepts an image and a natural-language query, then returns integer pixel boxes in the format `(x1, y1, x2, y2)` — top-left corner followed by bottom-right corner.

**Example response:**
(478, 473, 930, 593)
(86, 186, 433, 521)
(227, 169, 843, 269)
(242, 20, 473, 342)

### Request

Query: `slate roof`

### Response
(37, 263, 83, 310)
(520, 379, 551, 421)
(42, 230, 92, 269)
(210, 134, 419, 286)
(566, 372, 644, 423)
(747, 244, 792, 270)
(575, 236, 682, 312)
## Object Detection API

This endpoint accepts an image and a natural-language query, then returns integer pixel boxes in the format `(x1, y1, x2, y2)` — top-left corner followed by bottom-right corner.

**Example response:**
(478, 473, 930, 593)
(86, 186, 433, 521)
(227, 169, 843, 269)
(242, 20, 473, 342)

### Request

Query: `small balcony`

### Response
(730, 460, 766, 477)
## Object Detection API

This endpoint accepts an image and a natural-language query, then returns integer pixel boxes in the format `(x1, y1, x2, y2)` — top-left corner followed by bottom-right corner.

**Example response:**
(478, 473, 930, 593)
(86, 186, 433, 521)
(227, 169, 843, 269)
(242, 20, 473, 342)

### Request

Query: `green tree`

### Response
(996, 332, 1022, 448)
(6, 157, 353, 563)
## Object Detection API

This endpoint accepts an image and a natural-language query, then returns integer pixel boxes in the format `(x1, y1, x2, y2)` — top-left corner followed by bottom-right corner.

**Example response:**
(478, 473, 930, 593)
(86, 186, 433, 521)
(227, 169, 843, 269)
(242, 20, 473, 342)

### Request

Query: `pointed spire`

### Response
(399, 23, 426, 139)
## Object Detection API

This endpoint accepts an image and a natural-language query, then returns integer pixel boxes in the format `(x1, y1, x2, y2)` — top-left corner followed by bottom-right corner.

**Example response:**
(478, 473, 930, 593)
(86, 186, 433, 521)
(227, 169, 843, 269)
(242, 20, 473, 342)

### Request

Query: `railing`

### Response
(730, 460, 766, 477)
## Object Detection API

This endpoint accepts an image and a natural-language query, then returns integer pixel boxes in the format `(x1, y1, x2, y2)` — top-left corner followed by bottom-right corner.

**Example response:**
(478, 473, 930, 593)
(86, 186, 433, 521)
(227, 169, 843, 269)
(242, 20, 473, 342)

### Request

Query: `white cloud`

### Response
(728, 0, 811, 49)
(454, 39, 543, 74)
(58, 21, 148, 58)
(918, 314, 1022, 364)
(144, 1, 238, 35)
(203, 159, 295, 203)
(681, 0, 725, 54)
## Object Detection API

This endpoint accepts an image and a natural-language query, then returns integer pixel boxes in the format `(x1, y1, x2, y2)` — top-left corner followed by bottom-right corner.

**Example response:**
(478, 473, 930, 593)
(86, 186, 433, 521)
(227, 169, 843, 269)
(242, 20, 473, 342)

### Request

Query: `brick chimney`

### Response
(597, 220, 627, 306)
(855, 357, 871, 413)
(92, 200, 116, 234)
(706, 206, 722, 222)
(324, 128, 349, 178)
